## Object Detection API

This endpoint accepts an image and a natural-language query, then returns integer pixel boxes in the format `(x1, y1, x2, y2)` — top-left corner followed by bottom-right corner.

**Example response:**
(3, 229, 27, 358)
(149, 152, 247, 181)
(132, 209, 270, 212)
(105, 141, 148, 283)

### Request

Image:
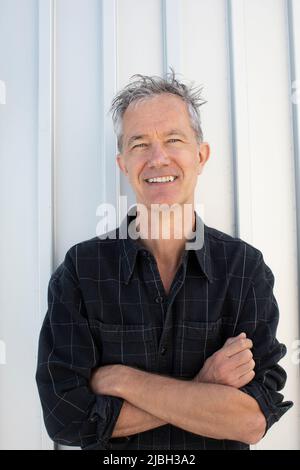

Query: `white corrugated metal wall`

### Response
(0, 0, 299, 450)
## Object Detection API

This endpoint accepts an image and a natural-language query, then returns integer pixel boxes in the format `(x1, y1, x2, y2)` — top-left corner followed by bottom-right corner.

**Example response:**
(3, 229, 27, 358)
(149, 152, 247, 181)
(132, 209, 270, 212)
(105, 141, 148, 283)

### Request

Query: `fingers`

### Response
(235, 358, 255, 377)
(223, 336, 253, 358)
(199, 332, 255, 389)
(230, 349, 253, 369)
(224, 332, 246, 347)
(229, 358, 256, 388)
(232, 370, 255, 389)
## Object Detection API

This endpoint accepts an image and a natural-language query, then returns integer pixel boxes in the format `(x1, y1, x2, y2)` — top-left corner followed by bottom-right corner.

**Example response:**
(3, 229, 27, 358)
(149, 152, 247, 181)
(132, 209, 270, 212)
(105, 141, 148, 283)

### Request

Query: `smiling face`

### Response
(116, 93, 210, 208)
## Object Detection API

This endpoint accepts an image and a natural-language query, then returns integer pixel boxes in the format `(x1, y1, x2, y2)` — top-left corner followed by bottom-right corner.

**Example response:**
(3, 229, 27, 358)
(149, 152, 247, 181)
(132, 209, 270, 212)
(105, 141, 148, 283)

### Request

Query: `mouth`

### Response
(143, 176, 179, 186)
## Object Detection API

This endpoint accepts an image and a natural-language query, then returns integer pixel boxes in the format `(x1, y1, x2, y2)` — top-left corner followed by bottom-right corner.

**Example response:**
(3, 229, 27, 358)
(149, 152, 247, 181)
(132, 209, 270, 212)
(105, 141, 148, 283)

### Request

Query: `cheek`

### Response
(127, 162, 144, 184)
(181, 160, 199, 179)
(177, 151, 199, 169)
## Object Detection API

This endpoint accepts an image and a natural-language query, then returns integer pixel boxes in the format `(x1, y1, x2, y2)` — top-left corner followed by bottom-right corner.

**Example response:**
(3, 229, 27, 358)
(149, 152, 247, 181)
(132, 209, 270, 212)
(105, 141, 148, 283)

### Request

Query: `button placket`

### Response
(157, 266, 186, 369)
(146, 253, 166, 307)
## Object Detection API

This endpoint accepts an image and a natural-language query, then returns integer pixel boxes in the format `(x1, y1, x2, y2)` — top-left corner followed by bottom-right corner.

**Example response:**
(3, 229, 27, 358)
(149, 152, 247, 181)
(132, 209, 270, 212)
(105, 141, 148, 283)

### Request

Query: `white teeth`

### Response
(146, 176, 177, 183)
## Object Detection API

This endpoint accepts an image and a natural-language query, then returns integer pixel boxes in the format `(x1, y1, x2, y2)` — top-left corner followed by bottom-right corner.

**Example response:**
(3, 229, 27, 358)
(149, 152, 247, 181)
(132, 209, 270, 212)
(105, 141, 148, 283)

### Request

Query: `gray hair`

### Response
(110, 69, 206, 153)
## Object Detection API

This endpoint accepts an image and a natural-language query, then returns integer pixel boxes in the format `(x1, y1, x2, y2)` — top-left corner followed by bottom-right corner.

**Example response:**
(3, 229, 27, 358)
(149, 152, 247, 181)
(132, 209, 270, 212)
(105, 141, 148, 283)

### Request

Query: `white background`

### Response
(0, 0, 299, 450)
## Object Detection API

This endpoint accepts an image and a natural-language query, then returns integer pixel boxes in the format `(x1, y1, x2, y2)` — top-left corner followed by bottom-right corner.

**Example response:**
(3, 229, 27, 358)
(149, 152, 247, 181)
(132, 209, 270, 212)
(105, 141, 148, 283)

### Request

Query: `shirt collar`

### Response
(119, 205, 213, 285)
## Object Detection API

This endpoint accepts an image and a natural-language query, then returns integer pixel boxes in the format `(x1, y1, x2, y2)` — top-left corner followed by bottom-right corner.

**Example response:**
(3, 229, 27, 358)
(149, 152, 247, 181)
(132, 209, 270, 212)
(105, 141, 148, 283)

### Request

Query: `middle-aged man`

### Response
(36, 71, 293, 450)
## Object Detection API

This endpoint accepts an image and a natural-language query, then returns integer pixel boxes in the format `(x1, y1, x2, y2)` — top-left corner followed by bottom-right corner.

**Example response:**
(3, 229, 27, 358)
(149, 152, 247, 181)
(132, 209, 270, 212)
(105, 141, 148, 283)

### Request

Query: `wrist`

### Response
(90, 364, 125, 396)
(90, 368, 101, 394)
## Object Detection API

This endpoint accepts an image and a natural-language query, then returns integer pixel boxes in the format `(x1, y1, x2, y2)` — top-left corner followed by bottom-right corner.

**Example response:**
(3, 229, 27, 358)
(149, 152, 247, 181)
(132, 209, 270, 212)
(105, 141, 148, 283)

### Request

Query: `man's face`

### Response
(117, 93, 210, 208)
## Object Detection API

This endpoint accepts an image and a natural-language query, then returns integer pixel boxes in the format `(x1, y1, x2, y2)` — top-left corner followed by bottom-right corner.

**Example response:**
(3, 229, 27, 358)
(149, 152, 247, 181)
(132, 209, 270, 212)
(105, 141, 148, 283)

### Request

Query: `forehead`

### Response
(122, 93, 192, 136)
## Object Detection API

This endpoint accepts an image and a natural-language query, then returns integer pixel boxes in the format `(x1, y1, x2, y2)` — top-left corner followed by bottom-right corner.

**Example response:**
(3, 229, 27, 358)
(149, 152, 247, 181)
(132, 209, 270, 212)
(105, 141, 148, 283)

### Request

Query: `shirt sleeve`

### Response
(236, 251, 293, 433)
(35, 247, 124, 449)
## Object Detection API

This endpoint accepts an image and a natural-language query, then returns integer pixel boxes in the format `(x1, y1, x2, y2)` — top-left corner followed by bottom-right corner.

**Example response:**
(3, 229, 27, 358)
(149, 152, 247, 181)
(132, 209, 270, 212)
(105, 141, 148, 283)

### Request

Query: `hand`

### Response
(194, 332, 255, 389)
(90, 364, 125, 396)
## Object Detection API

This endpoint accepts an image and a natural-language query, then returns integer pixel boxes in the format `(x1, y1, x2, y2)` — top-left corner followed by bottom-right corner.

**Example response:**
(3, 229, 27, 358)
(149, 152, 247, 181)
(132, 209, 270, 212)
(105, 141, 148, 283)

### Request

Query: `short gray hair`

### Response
(110, 69, 206, 153)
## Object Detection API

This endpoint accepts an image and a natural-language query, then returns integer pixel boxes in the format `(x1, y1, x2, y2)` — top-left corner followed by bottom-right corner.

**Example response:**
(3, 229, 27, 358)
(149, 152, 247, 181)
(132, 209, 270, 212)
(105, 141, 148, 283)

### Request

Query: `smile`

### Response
(144, 176, 178, 184)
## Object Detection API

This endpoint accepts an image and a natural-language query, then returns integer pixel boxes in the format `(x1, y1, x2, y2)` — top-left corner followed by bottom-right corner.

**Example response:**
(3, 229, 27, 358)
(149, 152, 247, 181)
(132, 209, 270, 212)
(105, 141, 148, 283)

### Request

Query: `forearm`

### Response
(115, 367, 265, 444)
(111, 400, 167, 438)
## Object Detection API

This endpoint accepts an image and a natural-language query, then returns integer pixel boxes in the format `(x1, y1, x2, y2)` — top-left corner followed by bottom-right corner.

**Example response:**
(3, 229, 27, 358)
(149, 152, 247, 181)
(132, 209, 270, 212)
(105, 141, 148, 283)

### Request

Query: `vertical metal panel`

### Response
(0, 0, 42, 450)
(55, 0, 103, 261)
(287, 0, 300, 334)
(117, 0, 163, 85)
(101, 0, 120, 223)
(37, 0, 55, 450)
(162, 0, 182, 74)
(180, 0, 234, 234)
(227, 0, 253, 241)
(0, 80, 6, 104)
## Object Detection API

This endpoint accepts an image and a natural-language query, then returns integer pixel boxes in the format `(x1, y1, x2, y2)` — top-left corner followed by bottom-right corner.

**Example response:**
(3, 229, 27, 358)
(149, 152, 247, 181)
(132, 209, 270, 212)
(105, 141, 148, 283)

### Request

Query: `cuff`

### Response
(240, 380, 293, 434)
(87, 395, 124, 449)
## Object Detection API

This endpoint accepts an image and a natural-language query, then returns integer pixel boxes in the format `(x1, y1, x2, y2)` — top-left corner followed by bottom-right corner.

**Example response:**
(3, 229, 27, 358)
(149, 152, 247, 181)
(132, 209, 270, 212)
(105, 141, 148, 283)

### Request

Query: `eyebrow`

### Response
(127, 129, 188, 148)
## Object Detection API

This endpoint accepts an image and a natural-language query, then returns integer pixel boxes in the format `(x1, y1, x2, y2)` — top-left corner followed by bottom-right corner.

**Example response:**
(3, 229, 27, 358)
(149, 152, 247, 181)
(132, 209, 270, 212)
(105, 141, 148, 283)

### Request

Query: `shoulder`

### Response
(205, 224, 262, 256)
(53, 229, 121, 280)
(68, 228, 120, 258)
(204, 224, 265, 275)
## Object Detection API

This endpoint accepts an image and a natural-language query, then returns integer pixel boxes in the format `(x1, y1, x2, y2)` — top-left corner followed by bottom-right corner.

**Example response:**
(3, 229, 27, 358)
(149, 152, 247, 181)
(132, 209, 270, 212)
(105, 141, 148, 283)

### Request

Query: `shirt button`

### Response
(161, 346, 167, 355)
(155, 296, 164, 304)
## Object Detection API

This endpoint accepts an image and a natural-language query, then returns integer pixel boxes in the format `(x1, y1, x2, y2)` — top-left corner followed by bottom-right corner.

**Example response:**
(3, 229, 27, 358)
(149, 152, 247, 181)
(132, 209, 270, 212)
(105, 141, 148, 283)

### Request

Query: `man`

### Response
(36, 71, 292, 450)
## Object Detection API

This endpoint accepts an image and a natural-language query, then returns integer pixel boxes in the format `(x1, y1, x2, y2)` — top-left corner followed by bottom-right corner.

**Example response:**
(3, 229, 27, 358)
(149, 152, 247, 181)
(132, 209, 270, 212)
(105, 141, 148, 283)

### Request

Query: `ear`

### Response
(197, 143, 210, 175)
(116, 154, 128, 176)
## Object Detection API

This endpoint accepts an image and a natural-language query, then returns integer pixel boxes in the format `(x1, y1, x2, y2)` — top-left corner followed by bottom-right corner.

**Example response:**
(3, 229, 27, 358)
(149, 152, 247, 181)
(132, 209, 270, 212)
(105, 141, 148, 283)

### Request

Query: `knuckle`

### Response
(205, 355, 213, 365)
(214, 350, 223, 362)
(238, 338, 253, 350)
(245, 371, 255, 382)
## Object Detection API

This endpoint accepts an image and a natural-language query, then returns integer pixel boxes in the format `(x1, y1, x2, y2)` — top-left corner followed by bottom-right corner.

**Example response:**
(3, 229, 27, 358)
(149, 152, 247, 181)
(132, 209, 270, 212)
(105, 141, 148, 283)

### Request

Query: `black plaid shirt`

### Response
(36, 209, 293, 450)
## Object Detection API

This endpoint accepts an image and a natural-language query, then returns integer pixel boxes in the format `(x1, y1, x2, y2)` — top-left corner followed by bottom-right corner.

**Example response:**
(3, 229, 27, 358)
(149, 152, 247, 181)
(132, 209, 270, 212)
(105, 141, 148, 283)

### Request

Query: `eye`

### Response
(167, 138, 181, 143)
(133, 143, 147, 149)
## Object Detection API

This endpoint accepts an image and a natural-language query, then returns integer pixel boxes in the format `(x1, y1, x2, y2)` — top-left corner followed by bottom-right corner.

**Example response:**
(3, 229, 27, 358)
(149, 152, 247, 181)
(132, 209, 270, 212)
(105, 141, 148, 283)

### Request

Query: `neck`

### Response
(135, 203, 196, 266)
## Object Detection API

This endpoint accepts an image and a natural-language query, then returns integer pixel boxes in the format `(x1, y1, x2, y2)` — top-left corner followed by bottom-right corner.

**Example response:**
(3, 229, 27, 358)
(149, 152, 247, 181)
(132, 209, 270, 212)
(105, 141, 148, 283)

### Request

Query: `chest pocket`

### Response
(173, 318, 225, 379)
(89, 321, 156, 371)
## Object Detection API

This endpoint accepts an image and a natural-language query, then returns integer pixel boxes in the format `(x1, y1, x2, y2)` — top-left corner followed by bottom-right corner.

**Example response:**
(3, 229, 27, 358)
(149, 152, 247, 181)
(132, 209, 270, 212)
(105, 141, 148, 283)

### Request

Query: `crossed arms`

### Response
(36, 249, 291, 449)
(90, 333, 266, 445)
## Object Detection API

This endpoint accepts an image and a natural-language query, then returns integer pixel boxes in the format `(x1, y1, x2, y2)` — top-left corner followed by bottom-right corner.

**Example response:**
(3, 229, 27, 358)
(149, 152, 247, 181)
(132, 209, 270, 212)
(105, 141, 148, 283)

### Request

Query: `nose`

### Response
(147, 142, 171, 168)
